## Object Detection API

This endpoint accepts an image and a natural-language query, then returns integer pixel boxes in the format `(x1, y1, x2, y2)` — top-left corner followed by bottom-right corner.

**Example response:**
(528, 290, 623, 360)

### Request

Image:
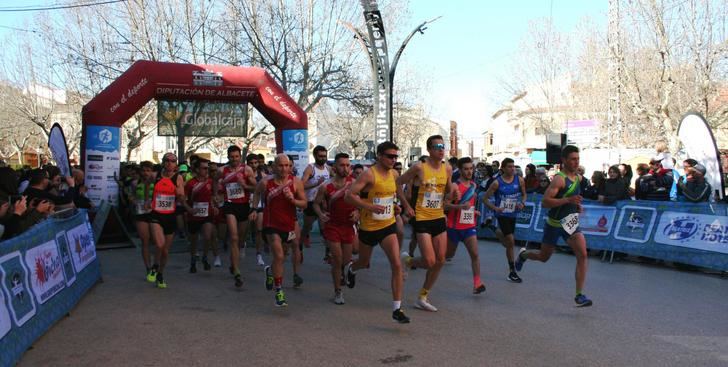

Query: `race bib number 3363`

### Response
(561, 213, 579, 235)
(459, 207, 475, 224)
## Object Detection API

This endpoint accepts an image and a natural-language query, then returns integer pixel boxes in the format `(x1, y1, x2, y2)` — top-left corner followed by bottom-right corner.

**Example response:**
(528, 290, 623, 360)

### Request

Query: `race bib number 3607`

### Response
(421, 192, 443, 209)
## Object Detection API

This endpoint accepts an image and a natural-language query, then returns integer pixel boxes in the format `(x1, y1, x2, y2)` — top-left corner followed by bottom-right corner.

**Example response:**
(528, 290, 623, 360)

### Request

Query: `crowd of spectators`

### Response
(0, 160, 92, 241)
(470, 152, 717, 206)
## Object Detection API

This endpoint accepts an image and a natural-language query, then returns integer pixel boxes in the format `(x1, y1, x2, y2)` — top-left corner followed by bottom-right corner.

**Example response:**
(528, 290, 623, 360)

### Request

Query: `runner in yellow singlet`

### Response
(344, 141, 410, 324)
(397, 135, 458, 312)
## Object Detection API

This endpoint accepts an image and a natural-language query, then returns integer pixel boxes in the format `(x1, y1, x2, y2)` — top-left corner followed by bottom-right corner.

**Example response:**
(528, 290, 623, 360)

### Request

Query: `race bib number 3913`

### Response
(372, 196, 394, 221)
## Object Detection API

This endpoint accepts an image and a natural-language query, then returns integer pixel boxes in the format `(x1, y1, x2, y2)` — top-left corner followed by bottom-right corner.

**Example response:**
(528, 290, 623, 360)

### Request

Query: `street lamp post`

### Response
(388, 17, 441, 142)
(346, 2, 440, 145)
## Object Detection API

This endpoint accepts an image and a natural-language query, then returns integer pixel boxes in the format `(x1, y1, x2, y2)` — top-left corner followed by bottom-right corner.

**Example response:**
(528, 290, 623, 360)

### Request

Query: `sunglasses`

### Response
(383, 153, 399, 160)
(431, 143, 445, 151)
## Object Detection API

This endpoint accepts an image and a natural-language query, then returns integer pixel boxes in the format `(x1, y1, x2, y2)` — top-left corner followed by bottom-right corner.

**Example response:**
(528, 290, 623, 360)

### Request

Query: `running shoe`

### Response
(344, 261, 356, 288)
(156, 274, 166, 289)
(473, 284, 486, 294)
(293, 273, 303, 288)
(256, 254, 265, 266)
(514, 248, 527, 272)
(392, 308, 410, 323)
(190, 262, 197, 274)
(234, 274, 243, 288)
(574, 294, 593, 307)
(146, 269, 157, 283)
(202, 258, 211, 271)
(333, 290, 345, 305)
(400, 252, 412, 280)
(323, 253, 331, 265)
(507, 271, 522, 283)
(275, 290, 288, 307)
(415, 297, 438, 312)
(264, 266, 273, 291)
(213, 256, 222, 267)
(303, 235, 311, 248)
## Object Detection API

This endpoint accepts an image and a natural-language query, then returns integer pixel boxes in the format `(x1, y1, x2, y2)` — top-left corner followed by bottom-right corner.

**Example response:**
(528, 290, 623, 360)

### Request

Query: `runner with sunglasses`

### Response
(344, 141, 410, 323)
(397, 135, 458, 312)
(148, 153, 186, 289)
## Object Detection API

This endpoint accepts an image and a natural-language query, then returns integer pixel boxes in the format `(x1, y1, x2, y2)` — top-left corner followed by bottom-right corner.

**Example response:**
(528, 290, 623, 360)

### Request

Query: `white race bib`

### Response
(372, 196, 394, 221)
(135, 201, 149, 215)
(192, 202, 209, 217)
(226, 182, 244, 200)
(459, 206, 475, 224)
(421, 191, 443, 209)
(499, 198, 517, 213)
(155, 194, 175, 210)
(560, 213, 580, 235)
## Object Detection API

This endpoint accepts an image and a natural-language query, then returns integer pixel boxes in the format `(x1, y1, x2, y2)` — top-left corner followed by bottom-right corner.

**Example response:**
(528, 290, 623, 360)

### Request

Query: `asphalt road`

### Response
(17, 236, 728, 367)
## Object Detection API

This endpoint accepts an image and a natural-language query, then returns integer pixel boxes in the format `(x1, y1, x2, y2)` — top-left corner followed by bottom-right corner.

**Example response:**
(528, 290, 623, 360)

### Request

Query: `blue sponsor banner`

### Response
(0, 210, 101, 367)
(483, 194, 728, 271)
(86, 125, 120, 153)
(282, 129, 308, 178)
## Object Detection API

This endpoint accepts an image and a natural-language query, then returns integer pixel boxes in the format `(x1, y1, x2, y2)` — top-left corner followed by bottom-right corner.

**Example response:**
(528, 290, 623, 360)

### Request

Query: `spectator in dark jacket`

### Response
(582, 171, 605, 200)
(0, 167, 48, 240)
(636, 157, 674, 201)
(599, 165, 629, 204)
(677, 163, 712, 202)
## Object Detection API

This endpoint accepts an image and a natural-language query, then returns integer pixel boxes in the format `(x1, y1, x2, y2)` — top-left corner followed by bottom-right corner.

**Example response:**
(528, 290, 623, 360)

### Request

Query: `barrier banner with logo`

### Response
(84, 125, 121, 207)
(0, 210, 101, 366)
(283, 129, 309, 178)
(480, 194, 728, 271)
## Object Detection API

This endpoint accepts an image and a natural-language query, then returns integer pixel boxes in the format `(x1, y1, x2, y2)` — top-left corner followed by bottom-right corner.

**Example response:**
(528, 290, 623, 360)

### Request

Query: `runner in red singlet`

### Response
(184, 159, 218, 273)
(313, 153, 358, 305)
(149, 152, 186, 289)
(250, 154, 307, 307)
(217, 145, 257, 288)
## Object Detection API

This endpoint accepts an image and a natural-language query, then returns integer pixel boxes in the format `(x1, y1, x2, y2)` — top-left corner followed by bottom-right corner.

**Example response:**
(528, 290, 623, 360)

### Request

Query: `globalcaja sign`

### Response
(157, 100, 248, 137)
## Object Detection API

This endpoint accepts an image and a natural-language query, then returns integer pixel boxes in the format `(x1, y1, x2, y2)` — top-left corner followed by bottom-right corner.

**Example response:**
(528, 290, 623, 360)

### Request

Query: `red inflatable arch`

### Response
(81, 60, 307, 160)
(80, 60, 307, 207)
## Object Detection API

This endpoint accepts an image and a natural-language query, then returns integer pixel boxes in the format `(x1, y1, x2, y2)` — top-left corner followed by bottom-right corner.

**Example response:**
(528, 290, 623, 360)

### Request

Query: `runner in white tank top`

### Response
(300, 146, 332, 251)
